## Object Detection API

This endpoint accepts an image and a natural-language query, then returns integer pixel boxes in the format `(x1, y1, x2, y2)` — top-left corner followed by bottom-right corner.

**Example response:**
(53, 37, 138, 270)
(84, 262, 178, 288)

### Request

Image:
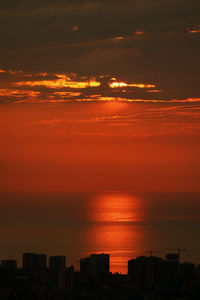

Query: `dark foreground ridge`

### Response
(1, 252, 200, 300)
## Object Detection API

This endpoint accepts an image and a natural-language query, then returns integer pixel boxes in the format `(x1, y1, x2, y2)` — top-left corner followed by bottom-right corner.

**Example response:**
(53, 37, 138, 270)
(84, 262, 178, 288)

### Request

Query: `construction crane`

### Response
(159, 247, 187, 262)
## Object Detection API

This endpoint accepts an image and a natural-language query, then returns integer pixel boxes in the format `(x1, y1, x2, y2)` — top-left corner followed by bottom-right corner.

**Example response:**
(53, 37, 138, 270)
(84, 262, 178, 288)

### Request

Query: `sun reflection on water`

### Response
(86, 193, 145, 273)
(92, 193, 143, 223)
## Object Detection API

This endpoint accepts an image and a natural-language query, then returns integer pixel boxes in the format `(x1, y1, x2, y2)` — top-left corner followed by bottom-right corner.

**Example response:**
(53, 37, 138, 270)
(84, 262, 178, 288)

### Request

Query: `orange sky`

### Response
(1, 71, 200, 193)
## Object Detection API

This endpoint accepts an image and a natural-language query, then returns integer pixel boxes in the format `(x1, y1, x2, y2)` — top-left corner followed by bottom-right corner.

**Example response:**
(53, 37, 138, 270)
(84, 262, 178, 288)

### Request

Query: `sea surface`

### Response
(0, 191, 200, 273)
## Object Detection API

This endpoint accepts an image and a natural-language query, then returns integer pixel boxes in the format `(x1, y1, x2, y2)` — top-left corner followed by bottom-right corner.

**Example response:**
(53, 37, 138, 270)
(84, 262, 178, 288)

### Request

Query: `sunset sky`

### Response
(1, 0, 200, 193)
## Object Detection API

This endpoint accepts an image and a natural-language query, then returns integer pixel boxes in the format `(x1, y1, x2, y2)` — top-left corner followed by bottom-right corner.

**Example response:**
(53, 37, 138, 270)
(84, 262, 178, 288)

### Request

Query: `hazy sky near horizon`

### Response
(1, 0, 200, 192)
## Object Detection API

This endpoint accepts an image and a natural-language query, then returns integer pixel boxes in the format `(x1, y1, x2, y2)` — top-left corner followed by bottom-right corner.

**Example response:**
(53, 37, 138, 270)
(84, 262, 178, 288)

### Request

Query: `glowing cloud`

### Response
(147, 89, 162, 93)
(53, 91, 81, 98)
(188, 26, 200, 34)
(16, 75, 101, 89)
(113, 36, 124, 41)
(109, 81, 156, 89)
(81, 95, 200, 104)
(1, 67, 200, 106)
(36, 72, 48, 77)
(0, 89, 40, 103)
(135, 31, 144, 37)
(0, 89, 40, 98)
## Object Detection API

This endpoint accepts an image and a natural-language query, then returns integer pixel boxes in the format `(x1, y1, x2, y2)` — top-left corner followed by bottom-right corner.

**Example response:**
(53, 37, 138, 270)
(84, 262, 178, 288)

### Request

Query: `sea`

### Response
(1, 191, 200, 273)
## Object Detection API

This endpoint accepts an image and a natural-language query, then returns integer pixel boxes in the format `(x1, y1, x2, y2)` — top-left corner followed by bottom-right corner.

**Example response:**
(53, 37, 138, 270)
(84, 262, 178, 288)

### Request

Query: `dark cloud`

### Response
(0, 0, 200, 98)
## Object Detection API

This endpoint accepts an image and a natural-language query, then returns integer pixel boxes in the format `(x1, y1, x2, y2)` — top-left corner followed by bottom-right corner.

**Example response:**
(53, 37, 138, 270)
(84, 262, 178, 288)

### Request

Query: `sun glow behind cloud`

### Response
(16, 75, 101, 89)
(0, 68, 159, 103)
(0, 68, 200, 107)
(109, 82, 156, 89)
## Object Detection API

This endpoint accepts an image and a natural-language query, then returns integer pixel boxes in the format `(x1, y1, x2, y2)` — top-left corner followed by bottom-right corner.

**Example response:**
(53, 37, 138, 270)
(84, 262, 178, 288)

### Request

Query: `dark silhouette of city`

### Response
(1, 251, 200, 300)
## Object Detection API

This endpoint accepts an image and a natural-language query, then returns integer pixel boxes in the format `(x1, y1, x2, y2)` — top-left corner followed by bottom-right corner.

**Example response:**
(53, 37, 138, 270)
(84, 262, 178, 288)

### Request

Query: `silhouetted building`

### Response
(165, 253, 179, 287)
(128, 256, 167, 287)
(166, 253, 179, 262)
(180, 262, 195, 283)
(1, 260, 17, 270)
(80, 253, 109, 278)
(128, 256, 147, 285)
(196, 264, 200, 280)
(146, 256, 166, 287)
(1, 251, 200, 300)
(23, 253, 47, 272)
(80, 256, 90, 275)
(29, 290, 48, 300)
(49, 256, 66, 274)
(58, 266, 75, 290)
